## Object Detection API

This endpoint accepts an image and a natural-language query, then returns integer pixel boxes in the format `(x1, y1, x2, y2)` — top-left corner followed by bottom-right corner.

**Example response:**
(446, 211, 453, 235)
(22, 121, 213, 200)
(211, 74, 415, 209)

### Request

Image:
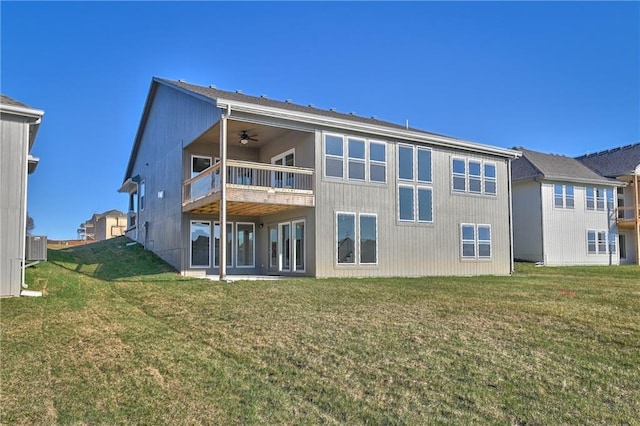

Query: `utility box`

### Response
(26, 235, 47, 261)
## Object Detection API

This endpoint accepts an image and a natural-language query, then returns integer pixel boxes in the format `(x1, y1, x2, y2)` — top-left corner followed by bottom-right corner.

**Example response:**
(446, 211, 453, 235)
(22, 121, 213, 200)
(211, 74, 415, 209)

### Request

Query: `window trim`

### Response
(323, 132, 387, 184)
(460, 223, 493, 261)
(451, 157, 498, 196)
(292, 219, 306, 273)
(235, 222, 255, 268)
(347, 137, 367, 181)
(190, 220, 211, 269)
(139, 180, 146, 211)
(359, 213, 378, 265)
(553, 184, 575, 209)
(336, 212, 357, 265)
(586, 229, 615, 255)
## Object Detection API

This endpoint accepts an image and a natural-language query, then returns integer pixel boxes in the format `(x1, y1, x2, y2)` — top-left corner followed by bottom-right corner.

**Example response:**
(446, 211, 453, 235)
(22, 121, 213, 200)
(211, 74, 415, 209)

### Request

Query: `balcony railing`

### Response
(183, 160, 314, 206)
(617, 206, 640, 222)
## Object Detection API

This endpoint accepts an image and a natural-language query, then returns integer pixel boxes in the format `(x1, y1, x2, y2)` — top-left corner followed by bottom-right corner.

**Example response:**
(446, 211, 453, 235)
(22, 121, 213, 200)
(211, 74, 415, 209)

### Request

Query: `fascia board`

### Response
(216, 98, 521, 159)
(0, 103, 44, 119)
(540, 176, 624, 187)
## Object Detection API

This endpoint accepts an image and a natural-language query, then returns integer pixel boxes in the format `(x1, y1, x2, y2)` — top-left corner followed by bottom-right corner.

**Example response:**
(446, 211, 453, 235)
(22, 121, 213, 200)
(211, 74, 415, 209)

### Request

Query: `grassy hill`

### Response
(1, 237, 639, 424)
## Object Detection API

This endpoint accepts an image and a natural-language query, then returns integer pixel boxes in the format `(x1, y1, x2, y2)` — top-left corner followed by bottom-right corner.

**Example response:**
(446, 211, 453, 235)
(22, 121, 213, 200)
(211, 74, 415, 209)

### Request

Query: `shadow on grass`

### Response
(48, 236, 180, 282)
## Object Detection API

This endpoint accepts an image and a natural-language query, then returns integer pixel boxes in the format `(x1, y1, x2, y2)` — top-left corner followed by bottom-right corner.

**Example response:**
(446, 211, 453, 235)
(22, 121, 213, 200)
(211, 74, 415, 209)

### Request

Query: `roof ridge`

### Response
(576, 142, 640, 159)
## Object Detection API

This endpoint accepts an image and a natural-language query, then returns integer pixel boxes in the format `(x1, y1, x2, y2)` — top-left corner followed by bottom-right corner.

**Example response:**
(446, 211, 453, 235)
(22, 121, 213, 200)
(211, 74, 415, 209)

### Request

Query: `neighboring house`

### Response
(577, 144, 640, 265)
(511, 148, 622, 266)
(78, 209, 127, 241)
(119, 77, 520, 278)
(0, 95, 44, 297)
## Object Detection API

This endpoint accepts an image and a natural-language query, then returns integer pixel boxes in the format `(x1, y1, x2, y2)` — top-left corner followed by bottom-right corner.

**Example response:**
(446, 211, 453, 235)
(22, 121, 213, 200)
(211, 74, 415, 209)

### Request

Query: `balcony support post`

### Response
(634, 174, 639, 265)
(219, 108, 229, 280)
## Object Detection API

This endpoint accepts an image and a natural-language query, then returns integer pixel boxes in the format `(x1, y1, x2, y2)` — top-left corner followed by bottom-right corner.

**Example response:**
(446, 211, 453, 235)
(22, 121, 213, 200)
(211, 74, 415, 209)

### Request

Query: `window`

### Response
(620, 234, 627, 259)
(139, 180, 146, 211)
(461, 224, 492, 260)
(272, 149, 295, 188)
(213, 222, 233, 267)
(348, 138, 366, 180)
(586, 187, 613, 212)
(293, 220, 305, 271)
(324, 133, 387, 183)
(369, 142, 386, 183)
(587, 230, 614, 255)
(554, 184, 574, 209)
(190, 221, 211, 268)
(452, 157, 497, 196)
(325, 134, 344, 178)
(337, 213, 356, 264)
(236, 223, 255, 268)
(336, 212, 377, 266)
(191, 155, 216, 198)
(360, 215, 377, 264)
(398, 145, 433, 223)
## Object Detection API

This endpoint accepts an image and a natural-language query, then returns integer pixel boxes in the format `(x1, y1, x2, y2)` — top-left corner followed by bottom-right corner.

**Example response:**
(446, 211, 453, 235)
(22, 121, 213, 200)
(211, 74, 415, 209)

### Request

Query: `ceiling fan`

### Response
(239, 130, 258, 145)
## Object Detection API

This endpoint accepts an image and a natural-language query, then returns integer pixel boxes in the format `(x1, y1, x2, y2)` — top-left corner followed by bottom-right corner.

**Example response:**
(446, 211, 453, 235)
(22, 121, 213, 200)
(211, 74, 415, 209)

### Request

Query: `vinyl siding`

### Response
(0, 114, 29, 296)
(314, 131, 512, 277)
(128, 84, 220, 270)
(540, 181, 618, 266)
(512, 180, 543, 262)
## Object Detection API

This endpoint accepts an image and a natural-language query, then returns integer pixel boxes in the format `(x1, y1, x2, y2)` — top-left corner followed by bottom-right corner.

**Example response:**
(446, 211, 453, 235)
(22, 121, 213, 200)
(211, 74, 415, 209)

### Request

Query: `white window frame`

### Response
(292, 219, 306, 273)
(369, 140, 387, 183)
(235, 222, 255, 268)
(554, 184, 575, 209)
(460, 223, 492, 261)
(347, 137, 367, 181)
(451, 157, 498, 196)
(324, 132, 387, 184)
(359, 214, 378, 265)
(213, 221, 234, 268)
(335, 212, 378, 266)
(190, 220, 211, 269)
(397, 145, 433, 224)
(586, 229, 612, 255)
(336, 212, 357, 265)
(324, 133, 345, 179)
(586, 187, 613, 212)
(139, 180, 146, 211)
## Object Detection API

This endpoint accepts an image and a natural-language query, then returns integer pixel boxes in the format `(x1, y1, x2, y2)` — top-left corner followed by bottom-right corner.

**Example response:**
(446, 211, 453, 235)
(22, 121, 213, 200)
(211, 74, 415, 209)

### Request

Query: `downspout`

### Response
(219, 106, 230, 280)
(21, 118, 41, 292)
(507, 159, 515, 274)
(533, 177, 545, 265)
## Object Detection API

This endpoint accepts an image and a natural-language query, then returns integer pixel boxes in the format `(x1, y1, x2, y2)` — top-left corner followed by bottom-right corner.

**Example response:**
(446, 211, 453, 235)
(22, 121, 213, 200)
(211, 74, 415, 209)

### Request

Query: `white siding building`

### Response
(512, 148, 622, 266)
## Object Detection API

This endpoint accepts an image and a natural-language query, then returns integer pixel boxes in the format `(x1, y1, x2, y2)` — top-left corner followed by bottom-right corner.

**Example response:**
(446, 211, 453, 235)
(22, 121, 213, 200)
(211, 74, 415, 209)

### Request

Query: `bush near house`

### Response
(1, 237, 638, 424)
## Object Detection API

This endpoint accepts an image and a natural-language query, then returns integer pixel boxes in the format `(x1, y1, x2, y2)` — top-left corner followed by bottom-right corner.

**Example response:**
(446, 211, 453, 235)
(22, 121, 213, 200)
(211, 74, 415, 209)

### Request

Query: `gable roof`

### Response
(1, 94, 45, 151)
(576, 143, 640, 178)
(122, 77, 520, 183)
(512, 147, 619, 186)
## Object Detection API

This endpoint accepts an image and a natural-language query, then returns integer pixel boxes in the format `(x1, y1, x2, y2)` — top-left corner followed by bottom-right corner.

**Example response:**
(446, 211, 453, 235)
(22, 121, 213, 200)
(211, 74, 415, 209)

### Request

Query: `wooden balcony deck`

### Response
(182, 160, 315, 216)
(617, 207, 640, 230)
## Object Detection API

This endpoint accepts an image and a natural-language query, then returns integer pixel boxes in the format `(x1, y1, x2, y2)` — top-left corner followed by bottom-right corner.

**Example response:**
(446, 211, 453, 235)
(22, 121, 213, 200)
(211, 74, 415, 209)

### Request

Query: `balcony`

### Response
(617, 207, 640, 230)
(182, 159, 315, 216)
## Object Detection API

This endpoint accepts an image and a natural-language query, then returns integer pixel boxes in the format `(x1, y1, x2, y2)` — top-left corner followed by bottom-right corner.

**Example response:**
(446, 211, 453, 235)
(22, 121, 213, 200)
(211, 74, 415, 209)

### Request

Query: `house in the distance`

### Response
(511, 147, 622, 266)
(577, 144, 640, 265)
(0, 94, 44, 297)
(78, 209, 127, 242)
(119, 77, 520, 278)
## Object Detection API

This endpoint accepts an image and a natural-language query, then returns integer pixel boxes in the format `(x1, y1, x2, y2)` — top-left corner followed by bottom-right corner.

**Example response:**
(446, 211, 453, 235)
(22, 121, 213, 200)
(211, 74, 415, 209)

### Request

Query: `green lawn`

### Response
(1, 237, 639, 424)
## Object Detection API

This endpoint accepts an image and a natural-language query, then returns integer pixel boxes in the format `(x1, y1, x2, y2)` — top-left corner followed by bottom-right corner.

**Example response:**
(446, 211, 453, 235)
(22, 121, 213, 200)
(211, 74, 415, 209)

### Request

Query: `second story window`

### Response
(397, 144, 433, 223)
(451, 157, 497, 196)
(139, 180, 146, 211)
(324, 133, 387, 184)
(554, 184, 574, 209)
(586, 187, 613, 212)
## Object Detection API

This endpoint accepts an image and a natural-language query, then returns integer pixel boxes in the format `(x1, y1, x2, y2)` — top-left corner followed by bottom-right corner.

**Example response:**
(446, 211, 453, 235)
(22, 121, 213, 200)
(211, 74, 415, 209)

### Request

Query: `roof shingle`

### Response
(576, 143, 640, 178)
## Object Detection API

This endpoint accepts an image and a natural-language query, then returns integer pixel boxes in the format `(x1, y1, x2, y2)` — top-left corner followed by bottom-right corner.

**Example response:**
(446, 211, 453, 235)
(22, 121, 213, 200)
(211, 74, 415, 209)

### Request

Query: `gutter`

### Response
(215, 98, 521, 159)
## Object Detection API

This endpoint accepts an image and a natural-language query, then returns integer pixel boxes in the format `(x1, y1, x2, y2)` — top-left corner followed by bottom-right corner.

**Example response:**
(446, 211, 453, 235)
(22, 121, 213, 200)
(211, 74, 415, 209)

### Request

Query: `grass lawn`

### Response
(1, 237, 639, 424)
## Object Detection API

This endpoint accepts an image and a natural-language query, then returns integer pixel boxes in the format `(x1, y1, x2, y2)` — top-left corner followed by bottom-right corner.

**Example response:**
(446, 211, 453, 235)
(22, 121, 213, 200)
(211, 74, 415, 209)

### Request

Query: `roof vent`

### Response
(236, 90, 243, 94)
(209, 85, 216, 89)
(285, 99, 293, 103)
(178, 79, 186, 83)
(350, 112, 356, 115)
(260, 95, 268, 99)
(371, 116, 377, 120)
(308, 104, 315, 108)
(330, 108, 337, 112)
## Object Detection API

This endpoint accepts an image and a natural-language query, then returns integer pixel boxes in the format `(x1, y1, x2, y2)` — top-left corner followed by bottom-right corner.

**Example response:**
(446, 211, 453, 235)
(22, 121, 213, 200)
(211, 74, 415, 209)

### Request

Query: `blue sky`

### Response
(2, 1, 638, 240)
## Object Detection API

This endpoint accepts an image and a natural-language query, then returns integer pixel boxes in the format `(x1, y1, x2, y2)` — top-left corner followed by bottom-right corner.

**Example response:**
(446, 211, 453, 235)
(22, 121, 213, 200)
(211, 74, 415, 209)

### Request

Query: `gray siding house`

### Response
(119, 78, 520, 278)
(577, 144, 640, 265)
(512, 148, 622, 266)
(1, 95, 44, 297)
